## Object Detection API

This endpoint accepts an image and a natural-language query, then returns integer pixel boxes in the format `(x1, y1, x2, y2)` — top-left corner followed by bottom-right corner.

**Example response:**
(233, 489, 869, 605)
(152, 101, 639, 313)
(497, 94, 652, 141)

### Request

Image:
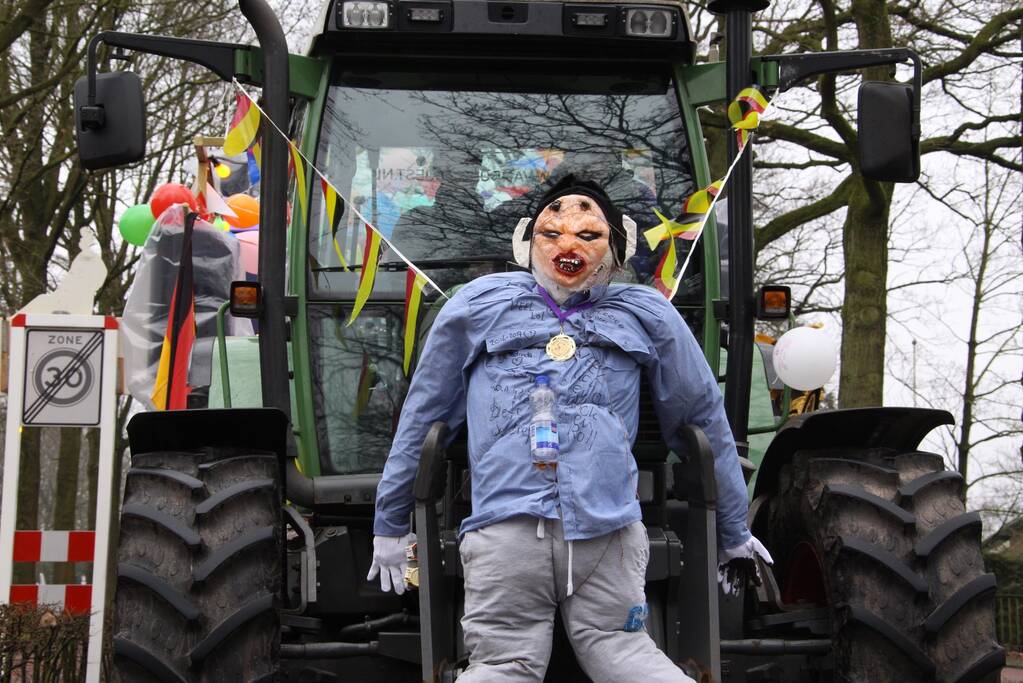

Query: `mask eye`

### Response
(578, 231, 600, 241)
(540, 230, 560, 239)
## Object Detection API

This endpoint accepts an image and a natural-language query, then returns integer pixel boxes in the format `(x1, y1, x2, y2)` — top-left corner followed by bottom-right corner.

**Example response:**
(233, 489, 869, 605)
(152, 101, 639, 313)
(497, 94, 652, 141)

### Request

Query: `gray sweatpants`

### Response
(457, 516, 694, 683)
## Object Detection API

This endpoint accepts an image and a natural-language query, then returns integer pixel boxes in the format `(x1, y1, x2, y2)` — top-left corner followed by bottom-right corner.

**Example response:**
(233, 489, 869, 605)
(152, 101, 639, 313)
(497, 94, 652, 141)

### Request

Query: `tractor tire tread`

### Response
(195, 479, 275, 516)
(766, 447, 1001, 682)
(836, 535, 927, 594)
(113, 447, 280, 683)
(924, 574, 997, 634)
(113, 637, 189, 683)
(192, 526, 276, 583)
(118, 563, 200, 621)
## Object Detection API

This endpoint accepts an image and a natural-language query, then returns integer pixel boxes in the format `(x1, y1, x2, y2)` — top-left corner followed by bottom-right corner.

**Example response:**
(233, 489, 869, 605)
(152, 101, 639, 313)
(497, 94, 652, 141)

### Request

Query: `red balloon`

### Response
(150, 183, 197, 219)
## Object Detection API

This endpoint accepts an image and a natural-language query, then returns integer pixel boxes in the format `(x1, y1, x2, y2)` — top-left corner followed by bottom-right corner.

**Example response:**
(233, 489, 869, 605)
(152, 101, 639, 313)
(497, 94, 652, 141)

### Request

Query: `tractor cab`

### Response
(300, 56, 707, 480)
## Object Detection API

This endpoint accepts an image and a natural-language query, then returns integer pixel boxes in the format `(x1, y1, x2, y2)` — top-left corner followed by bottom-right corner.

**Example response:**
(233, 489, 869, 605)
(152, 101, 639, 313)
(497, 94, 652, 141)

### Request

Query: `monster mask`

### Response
(512, 175, 637, 303)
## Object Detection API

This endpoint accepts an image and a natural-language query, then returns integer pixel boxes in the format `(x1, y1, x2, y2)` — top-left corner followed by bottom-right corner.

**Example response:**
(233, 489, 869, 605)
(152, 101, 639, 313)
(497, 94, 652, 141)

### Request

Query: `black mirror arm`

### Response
(763, 48, 922, 139)
(83, 31, 250, 128)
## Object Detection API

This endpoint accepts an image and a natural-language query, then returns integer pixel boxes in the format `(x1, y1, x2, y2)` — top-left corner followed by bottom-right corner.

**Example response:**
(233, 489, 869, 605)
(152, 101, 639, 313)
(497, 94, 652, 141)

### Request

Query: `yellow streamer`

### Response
(403, 272, 427, 374)
(644, 208, 702, 251)
(347, 227, 381, 326)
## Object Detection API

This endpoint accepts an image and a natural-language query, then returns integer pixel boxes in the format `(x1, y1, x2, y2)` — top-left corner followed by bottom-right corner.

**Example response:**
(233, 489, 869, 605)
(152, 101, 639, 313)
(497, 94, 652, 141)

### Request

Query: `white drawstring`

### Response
(537, 517, 545, 539)
(566, 540, 574, 596)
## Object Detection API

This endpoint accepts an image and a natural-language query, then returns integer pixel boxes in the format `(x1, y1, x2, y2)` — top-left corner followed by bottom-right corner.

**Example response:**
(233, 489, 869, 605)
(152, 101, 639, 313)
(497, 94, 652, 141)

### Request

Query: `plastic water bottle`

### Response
(529, 375, 559, 467)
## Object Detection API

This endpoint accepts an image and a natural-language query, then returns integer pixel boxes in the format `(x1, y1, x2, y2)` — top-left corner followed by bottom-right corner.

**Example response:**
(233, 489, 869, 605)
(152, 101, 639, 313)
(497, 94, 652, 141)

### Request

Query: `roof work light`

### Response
(341, 1, 391, 28)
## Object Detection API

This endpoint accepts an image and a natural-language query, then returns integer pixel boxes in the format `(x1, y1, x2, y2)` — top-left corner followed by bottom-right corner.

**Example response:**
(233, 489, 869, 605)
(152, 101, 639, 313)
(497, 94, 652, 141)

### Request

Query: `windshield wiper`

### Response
(311, 255, 519, 273)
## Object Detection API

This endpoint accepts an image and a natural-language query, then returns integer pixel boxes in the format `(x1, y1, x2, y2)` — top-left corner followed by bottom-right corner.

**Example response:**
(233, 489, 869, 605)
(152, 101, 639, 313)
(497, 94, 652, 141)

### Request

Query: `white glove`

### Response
(718, 535, 774, 596)
(367, 533, 415, 595)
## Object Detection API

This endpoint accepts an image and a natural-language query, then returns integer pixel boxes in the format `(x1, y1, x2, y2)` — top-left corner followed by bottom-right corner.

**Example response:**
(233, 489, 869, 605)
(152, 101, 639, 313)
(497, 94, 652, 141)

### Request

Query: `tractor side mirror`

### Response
(857, 81, 919, 183)
(73, 71, 146, 170)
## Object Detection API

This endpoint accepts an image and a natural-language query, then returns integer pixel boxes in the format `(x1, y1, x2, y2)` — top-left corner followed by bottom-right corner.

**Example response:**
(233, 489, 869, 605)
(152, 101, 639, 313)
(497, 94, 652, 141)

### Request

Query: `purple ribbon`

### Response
(536, 286, 593, 326)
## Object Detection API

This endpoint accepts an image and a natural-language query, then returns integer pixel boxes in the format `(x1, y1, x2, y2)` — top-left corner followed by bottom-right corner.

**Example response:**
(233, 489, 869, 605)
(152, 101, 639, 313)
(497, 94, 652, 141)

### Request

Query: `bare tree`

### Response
(693, 0, 1022, 407)
(0, 0, 246, 583)
(885, 159, 1022, 512)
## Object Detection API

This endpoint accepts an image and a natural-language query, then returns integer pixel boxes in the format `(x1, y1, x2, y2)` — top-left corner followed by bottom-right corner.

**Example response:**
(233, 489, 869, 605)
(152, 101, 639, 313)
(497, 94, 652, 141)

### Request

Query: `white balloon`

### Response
(772, 326, 837, 391)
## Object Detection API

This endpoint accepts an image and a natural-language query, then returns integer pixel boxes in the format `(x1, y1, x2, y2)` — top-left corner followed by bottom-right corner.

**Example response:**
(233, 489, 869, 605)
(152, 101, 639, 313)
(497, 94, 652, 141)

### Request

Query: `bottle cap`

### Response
(535, 375, 549, 385)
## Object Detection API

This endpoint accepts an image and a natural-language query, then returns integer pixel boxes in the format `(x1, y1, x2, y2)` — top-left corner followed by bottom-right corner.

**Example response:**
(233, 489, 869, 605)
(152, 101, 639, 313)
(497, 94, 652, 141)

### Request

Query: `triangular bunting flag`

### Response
(682, 180, 723, 215)
(403, 271, 428, 374)
(346, 225, 382, 326)
(204, 182, 238, 218)
(224, 94, 261, 157)
(321, 179, 345, 235)
(644, 208, 702, 250)
(289, 142, 308, 221)
(653, 235, 678, 299)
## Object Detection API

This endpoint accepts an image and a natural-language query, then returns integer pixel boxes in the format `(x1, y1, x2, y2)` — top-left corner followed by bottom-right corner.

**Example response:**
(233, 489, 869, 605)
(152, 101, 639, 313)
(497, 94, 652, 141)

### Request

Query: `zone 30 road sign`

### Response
(22, 328, 105, 426)
(2, 313, 120, 683)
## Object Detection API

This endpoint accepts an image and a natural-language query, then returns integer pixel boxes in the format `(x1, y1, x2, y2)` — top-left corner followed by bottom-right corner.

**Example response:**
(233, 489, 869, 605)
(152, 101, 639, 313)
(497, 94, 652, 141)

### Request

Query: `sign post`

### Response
(0, 312, 119, 683)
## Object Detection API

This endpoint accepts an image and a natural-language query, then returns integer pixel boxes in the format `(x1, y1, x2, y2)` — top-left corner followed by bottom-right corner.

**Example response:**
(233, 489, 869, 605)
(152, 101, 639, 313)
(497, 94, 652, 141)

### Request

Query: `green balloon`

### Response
(118, 203, 156, 246)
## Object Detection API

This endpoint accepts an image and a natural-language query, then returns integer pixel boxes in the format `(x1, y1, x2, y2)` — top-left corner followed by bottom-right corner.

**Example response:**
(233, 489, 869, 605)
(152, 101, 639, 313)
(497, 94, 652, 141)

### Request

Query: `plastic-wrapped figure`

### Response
(369, 175, 771, 682)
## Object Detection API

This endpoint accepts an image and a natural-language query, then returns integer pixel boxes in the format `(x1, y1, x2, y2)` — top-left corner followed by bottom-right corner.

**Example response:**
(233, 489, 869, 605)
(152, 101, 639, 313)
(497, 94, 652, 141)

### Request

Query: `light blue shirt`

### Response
(373, 272, 752, 547)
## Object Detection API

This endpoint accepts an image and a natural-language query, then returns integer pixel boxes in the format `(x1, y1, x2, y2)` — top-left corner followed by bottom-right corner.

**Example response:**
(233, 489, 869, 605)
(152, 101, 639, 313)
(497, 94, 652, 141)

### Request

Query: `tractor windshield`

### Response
(306, 58, 699, 475)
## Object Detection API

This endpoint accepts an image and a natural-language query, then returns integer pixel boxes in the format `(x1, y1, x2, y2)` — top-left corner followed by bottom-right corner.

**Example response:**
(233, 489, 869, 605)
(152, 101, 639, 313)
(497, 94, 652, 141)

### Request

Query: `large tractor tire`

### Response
(112, 448, 282, 682)
(764, 448, 1004, 682)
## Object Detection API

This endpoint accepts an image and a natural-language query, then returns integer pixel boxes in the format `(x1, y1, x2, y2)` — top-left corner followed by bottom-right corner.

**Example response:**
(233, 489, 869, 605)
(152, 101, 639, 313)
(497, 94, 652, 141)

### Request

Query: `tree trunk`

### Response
(13, 427, 41, 584)
(838, 0, 895, 408)
(838, 179, 889, 407)
(51, 427, 82, 584)
(956, 182, 993, 495)
(85, 427, 100, 529)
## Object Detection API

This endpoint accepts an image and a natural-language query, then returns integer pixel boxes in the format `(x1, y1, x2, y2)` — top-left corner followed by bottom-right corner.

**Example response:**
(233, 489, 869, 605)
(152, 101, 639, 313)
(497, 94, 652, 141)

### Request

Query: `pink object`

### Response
(236, 229, 260, 274)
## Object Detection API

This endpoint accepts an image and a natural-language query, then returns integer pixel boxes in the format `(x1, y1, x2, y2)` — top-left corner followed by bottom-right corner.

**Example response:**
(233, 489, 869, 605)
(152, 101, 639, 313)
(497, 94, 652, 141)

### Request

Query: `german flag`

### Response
(403, 271, 428, 374)
(653, 235, 678, 299)
(151, 213, 198, 410)
(347, 226, 381, 326)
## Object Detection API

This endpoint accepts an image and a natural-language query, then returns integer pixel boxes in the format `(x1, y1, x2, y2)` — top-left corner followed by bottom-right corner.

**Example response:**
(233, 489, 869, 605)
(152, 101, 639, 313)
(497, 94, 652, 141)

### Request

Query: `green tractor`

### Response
(75, 0, 1003, 679)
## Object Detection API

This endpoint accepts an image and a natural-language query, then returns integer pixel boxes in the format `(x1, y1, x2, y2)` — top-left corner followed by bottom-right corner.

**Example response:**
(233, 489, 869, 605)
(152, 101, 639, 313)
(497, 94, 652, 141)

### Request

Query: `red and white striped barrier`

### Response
(12, 530, 96, 563)
(7, 531, 96, 614)
(9, 584, 93, 615)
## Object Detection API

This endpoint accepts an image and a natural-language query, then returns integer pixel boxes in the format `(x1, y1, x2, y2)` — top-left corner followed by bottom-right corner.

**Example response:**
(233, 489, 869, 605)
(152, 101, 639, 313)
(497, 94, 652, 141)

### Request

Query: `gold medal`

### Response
(546, 333, 576, 361)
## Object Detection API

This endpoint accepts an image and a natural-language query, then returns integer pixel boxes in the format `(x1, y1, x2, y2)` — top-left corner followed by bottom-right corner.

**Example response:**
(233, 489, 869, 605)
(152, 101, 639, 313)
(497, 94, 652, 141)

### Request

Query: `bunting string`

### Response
(653, 85, 775, 301)
(230, 80, 774, 339)
(230, 79, 450, 309)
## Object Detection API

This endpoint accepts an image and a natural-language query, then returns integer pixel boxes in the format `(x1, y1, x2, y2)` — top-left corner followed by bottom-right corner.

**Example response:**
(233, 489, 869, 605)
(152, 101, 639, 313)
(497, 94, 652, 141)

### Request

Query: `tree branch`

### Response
(755, 174, 853, 250)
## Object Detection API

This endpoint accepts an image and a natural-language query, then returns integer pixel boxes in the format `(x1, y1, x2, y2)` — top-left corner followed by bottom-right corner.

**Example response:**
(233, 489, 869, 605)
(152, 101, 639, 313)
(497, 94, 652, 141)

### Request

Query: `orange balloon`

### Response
(149, 183, 197, 219)
(225, 194, 260, 228)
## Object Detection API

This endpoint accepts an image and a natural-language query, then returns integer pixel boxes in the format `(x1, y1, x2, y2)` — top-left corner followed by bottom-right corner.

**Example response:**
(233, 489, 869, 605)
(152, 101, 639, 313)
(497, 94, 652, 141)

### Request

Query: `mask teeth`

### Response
(556, 255, 584, 272)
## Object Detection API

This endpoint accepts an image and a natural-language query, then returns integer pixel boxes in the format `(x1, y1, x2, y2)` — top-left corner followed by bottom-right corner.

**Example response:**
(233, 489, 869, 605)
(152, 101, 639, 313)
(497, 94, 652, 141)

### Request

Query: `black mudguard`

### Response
(127, 408, 290, 458)
(752, 407, 953, 499)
